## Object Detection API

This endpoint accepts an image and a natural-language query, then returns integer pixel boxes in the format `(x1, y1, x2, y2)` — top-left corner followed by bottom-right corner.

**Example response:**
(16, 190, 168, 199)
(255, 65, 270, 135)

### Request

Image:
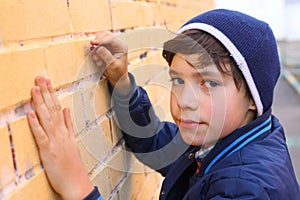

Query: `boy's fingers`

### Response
(31, 87, 54, 133)
(27, 112, 49, 149)
(91, 31, 113, 45)
(96, 46, 116, 67)
(63, 108, 75, 138)
(35, 76, 56, 113)
(45, 78, 64, 121)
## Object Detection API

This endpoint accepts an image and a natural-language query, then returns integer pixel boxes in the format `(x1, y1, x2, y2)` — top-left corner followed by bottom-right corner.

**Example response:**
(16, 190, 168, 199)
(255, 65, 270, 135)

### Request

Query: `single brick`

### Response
(0, 45, 45, 110)
(78, 82, 100, 129)
(106, 149, 135, 190)
(129, 61, 167, 86)
(0, 0, 70, 42)
(77, 139, 99, 173)
(110, 1, 154, 30)
(57, 91, 83, 136)
(118, 172, 146, 200)
(117, 27, 173, 57)
(99, 116, 113, 144)
(110, 115, 124, 145)
(94, 79, 111, 117)
(177, 0, 215, 11)
(3, 170, 59, 200)
(68, 0, 112, 33)
(136, 172, 161, 199)
(79, 126, 112, 163)
(10, 116, 40, 176)
(143, 84, 172, 122)
(0, 125, 15, 192)
(45, 38, 97, 88)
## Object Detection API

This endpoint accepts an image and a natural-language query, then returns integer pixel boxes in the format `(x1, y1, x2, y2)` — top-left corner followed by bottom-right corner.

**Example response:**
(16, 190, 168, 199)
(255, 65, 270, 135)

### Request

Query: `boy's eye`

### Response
(204, 80, 219, 88)
(170, 77, 184, 85)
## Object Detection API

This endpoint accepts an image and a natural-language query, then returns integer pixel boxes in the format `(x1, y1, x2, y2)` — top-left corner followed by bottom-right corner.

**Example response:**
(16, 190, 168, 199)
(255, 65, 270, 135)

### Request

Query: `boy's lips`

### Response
(178, 119, 205, 129)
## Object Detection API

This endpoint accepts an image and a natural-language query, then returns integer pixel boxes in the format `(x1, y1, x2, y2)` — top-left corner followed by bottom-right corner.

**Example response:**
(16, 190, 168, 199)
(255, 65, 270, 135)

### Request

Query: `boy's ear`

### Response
(249, 98, 256, 111)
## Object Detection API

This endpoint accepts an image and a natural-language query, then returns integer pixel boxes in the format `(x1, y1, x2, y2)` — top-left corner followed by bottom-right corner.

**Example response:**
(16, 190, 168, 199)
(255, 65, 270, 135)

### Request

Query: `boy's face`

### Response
(169, 54, 256, 146)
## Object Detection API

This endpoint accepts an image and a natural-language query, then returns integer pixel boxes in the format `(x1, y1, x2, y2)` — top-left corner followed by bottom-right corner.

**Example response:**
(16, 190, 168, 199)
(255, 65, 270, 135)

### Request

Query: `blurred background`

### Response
(216, 0, 300, 180)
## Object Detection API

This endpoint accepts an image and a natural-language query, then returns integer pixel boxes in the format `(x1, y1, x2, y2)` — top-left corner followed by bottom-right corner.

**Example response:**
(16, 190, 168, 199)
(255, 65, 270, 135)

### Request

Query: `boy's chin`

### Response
(181, 134, 217, 147)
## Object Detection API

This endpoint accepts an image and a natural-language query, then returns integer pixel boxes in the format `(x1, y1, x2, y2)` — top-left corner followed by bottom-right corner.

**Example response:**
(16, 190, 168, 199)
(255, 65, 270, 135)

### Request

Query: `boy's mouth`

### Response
(178, 119, 205, 129)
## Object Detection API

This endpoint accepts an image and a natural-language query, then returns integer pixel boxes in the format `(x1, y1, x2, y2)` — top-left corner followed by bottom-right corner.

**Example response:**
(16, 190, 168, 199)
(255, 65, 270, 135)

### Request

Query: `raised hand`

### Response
(27, 76, 94, 200)
(90, 31, 131, 93)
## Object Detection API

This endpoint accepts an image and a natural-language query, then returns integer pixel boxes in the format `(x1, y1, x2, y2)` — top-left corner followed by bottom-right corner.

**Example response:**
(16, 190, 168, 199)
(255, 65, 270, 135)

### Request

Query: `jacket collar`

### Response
(199, 109, 273, 175)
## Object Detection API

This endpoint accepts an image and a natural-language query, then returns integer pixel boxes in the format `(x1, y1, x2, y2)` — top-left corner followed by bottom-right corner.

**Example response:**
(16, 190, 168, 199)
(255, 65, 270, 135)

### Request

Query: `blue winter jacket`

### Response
(87, 74, 300, 199)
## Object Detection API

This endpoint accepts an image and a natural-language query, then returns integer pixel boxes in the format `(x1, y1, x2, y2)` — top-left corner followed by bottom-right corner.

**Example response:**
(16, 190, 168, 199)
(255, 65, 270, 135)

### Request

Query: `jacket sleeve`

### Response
(108, 73, 188, 176)
(206, 178, 271, 199)
(83, 187, 103, 200)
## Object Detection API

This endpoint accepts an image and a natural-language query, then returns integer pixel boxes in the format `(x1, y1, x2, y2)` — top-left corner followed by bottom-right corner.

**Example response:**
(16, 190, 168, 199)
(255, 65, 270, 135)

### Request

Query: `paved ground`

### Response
(273, 76, 300, 181)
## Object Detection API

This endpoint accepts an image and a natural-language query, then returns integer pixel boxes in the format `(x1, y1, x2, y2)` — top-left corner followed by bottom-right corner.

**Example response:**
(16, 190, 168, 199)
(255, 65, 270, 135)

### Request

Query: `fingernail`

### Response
(39, 77, 44, 83)
(45, 79, 51, 88)
(35, 87, 41, 95)
(30, 112, 36, 119)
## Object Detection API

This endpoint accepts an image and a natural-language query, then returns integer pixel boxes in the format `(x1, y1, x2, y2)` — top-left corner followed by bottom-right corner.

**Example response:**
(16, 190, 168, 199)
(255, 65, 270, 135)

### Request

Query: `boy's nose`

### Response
(177, 85, 198, 110)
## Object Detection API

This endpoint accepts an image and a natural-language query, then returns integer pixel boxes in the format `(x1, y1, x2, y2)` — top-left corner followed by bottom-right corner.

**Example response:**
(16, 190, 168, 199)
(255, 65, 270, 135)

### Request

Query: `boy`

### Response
(28, 9, 300, 199)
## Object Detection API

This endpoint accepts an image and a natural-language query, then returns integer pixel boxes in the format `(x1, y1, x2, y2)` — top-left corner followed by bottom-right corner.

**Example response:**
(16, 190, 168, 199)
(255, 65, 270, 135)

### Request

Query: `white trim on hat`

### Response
(177, 23, 263, 116)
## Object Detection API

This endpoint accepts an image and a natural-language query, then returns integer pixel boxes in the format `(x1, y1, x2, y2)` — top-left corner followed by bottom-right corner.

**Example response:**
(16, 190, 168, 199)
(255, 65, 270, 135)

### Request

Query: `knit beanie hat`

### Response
(177, 9, 280, 116)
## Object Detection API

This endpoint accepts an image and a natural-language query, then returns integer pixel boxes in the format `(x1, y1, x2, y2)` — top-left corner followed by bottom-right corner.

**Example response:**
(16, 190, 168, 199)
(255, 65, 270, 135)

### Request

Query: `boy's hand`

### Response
(91, 31, 131, 94)
(27, 76, 94, 200)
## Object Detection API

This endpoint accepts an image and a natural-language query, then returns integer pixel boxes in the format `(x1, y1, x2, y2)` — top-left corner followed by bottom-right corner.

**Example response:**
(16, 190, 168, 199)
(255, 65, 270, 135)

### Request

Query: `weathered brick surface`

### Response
(3, 170, 59, 200)
(0, 0, 214, 199)
(0, 45, 45, 111)
(0, 0, 70, 42)
(68, 0, 112, 33)
(10, 117, 40, 177)
(0, 125, 15, 194)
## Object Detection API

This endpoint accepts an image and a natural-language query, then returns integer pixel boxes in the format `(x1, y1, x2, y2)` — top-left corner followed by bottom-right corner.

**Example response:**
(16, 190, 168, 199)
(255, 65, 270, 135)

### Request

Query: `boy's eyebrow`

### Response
(169, 67, 223, 78)
(168, 68, 181, 76)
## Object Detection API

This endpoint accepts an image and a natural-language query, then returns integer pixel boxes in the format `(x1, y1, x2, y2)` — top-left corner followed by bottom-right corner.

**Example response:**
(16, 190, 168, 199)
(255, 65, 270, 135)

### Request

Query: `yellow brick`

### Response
(94, 80, 111, 116)
(45, 38, 98, 88)
(3, 170, 59, 200)
(68, 0, 112, 33)
(110, 116, 124, 145)
(0, 0, 70, 42)
(79, 82, 99, 128)
(77, 140, 99, 173)
(136, 172, 161, 199)
(99, 117, 113, 144)
(79, 126, 112, 162)
(177, 0, 215, 11)
(143, 81, 172, 122)
(10, 117, 40, 176)
(108, 168, 125, 192)
(57, 91, 84, 136)
(107, 149, 134, 191)
(129, 61, 167, 86)
(0, 125, 15, 191)
(119, 172, 146, 200)
(92, 167, 112, 199)
(110, 1, 155, 30)
(0, 45, 45, 110)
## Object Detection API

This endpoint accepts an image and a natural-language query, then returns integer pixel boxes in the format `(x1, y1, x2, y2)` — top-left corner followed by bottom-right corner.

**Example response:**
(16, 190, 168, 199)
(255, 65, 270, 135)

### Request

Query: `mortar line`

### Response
(88, 137, 125, 179)
(0, 72, 102, 127)
(6, 123, 20, 184)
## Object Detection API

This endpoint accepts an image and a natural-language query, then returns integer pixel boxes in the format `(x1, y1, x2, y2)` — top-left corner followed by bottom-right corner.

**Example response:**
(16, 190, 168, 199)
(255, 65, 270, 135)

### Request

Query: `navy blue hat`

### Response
(177, 9, 280, 116)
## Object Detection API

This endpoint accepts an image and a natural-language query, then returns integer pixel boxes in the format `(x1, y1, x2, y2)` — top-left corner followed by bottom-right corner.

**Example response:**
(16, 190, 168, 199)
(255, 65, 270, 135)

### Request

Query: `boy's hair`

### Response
(165, 9, 281, 116)
(162, 29, 252, 98)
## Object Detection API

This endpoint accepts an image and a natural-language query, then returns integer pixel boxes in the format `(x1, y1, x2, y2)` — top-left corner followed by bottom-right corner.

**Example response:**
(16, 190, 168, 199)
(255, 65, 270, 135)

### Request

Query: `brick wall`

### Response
(0, 0, 214, 199)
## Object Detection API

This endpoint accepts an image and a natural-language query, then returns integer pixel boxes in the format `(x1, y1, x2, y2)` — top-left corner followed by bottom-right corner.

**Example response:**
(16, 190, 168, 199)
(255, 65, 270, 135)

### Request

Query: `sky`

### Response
(215, 0, 300, 41)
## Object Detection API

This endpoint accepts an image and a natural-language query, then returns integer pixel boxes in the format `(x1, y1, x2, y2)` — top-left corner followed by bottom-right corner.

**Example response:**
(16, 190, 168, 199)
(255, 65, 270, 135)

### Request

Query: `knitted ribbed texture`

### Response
(178, 9, 280, 115)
